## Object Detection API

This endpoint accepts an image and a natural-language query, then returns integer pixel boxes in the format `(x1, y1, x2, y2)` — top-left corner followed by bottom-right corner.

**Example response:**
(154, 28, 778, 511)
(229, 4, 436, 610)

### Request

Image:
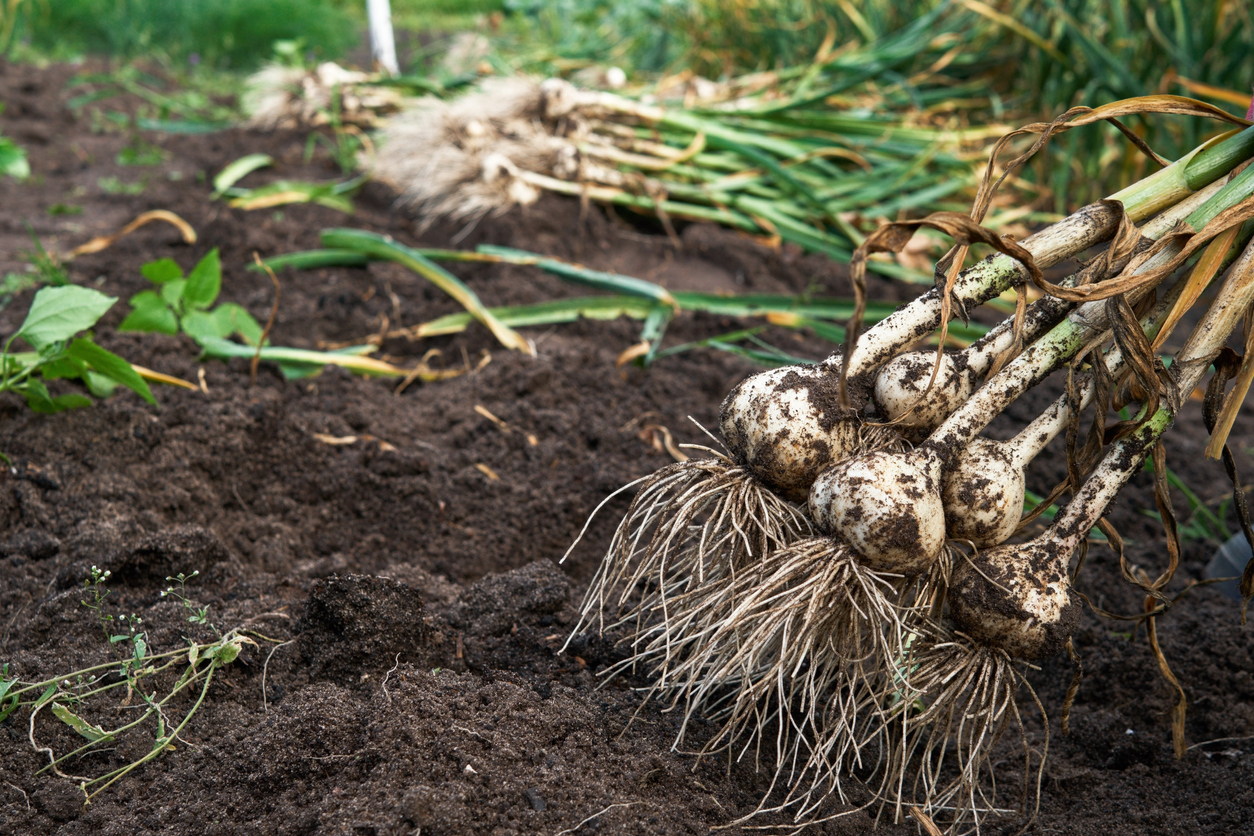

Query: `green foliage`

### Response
(0, 566, 260, 803)
(120, 250, 264, 346)
(97, 175, 146, 195)
(0, 103, 29, 179)
(0, 135, 27, 179)
(11, 0, 357, 69)
(1, 285, 156, 413)
(80, 566, 114, 643)
(16, 228, 70, 289)
(161, 571, 219, 637)
(68, 65, 239, 132)
(212, 153, 361, 212)
(115, 135, 168, 166)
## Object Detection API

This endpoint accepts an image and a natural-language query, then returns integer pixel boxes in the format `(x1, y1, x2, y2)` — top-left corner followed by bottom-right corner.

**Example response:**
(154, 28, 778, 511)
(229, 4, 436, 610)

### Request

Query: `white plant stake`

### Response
(366, 0, 399, 76)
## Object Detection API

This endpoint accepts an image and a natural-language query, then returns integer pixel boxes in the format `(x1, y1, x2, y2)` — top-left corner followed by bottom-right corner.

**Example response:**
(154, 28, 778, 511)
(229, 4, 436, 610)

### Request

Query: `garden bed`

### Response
(0, 60, 1251, 836)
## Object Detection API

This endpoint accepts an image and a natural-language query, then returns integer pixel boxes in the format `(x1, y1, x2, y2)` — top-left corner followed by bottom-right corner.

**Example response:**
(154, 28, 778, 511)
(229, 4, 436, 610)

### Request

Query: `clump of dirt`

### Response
(0, 57, 1252, 836)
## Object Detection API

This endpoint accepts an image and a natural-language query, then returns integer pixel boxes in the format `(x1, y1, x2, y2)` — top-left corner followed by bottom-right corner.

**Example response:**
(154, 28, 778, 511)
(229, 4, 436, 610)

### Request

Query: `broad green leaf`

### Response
(141, 258, 184, 284)
(39, 356, 88, 380)
(66, 339, 156, 405)
(52, 393, 94, 410)
(22, 377, 92, 413)
(84, 371, 120, 399)
(51, 703, 112, 742)
(120, 292, 179, 335)
(183, 249, 221, 311)
(213, 153, 273, 196)
(22, 379, 59, 413)
(212, 303, 264, 346)
(160, 279, 188, 309)
(0, 137, 29, 180)
(209, 636, 254, 665)
(180, 310, 228, 342)
(15, 286, 116, 350)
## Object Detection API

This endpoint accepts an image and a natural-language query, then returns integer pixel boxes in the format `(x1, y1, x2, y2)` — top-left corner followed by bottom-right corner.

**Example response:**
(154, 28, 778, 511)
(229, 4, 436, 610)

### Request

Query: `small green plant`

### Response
(161, 571, 219, 638)
(212, 153, 359, 213)
(115, 136, 168, 167)
(302, 90, 362, 175)
(0, 135, 27, 178)
(1139, 461, 1233, 543)
(97, 175, 146, 195)
(0, 104, 28, 179)
(119, 250, 263, 345)
(22, 228, 70, 287)
(0, 231, 73, 315)
(0, 566, 257, 803)
(79, 566, 115, 642)
(1, 285, 156, 413)
(0, 271, 41, 312)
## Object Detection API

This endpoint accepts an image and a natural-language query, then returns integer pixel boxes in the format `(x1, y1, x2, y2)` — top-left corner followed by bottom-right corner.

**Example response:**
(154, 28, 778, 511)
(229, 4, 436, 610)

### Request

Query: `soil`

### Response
(0, 59, 1251, 836)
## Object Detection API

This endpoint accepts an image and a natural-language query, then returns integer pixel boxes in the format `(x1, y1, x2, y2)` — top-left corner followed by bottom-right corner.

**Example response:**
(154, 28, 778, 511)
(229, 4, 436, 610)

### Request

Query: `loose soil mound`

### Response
(0, 60, 1251, 835)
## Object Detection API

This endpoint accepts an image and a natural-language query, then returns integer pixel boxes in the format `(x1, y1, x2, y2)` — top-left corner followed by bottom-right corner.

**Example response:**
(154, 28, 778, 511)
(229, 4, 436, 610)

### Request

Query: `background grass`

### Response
(11, 0, 358, 68)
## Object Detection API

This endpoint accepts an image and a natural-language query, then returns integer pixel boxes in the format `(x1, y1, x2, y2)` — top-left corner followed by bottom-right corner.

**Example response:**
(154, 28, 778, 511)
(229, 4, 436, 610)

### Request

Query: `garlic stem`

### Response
(1053, 234, 1254, 551)
(931, 168, 1254, 458)
(844, 131, 1254, 386)
(815, 172, 1254, 572)
(962, 179, 1227, 377)
(872, 185, 1228, 440)
(942, 278, 1183, 547)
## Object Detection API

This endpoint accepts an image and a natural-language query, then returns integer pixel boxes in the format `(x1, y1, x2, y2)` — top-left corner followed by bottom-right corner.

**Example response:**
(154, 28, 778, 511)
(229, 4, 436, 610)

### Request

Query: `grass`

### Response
(9, 0, 358, 68)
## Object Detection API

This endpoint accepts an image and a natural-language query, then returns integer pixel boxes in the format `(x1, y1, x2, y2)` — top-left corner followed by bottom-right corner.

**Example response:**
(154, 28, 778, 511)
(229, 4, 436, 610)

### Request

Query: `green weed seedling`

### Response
(1, 230, 74, 315)
(120, 249, 264, 346)
(162, 571, 219, 638)
(0, 567, 257, 804)
(0, 284, 155, 413)
(212, 153, 361, 213)
(115, 135, 168, 167)
(97, 175, 146, 195)
(0, 108, 29, 179)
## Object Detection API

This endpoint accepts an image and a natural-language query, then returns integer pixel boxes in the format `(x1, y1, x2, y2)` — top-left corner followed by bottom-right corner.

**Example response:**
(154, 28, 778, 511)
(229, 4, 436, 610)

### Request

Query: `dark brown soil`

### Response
(0, 59, 1251, 836)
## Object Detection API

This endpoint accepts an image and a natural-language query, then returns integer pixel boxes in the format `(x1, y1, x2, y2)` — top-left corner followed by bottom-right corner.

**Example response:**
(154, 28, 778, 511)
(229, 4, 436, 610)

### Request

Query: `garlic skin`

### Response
(942, 438, 1025, 548)
(947, 539, 1080, 659)
(719, 365, 859, 502)
(873, 351, 975, 442)
(808, 449, 945, 575)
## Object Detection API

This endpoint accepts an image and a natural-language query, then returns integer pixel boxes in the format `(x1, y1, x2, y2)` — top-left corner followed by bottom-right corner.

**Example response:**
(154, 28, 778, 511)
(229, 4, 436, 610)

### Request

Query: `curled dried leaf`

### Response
(67, 210, 197, 258)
